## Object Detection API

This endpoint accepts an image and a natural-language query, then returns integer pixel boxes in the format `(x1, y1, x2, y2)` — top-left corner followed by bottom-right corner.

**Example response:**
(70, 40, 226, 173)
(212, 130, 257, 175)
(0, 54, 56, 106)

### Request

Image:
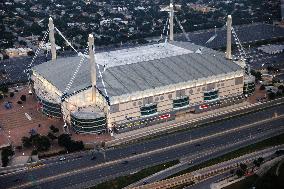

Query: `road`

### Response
(0, 105, 283, 189)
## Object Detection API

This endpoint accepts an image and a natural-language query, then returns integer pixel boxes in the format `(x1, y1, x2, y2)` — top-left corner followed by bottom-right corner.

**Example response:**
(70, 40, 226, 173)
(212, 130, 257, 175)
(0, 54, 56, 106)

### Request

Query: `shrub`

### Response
(22, 136, 32, 148)
(33, 135, 51, 152)
(1, 146, 14, 167)
(259, 85, 265, 90)
(47, 132, 57, 140)
(9, 92, 14, 97)
(0, 85, 8, 93)
(31, 149, 38, 155)
(50, 125, 59, 133)
(20, 95, 26, 101)
(17, 101, 22, 104)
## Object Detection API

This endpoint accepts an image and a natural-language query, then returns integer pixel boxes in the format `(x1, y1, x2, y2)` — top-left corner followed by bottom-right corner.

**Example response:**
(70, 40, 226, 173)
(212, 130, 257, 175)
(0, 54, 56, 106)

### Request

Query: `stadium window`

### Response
(204, 89, 219, 102)
(168, 94, 172, 99)
(155, 97, 159, 102)
(133, 102, 136, 107)
(173, 96, 189, 109)
(160, 96, 164, 101)
(140, 104, 157, 116)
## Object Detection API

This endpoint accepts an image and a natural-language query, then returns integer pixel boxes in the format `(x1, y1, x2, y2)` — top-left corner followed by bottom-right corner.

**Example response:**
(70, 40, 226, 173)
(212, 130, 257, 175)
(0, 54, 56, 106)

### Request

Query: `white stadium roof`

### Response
(32, 41, 242, 99)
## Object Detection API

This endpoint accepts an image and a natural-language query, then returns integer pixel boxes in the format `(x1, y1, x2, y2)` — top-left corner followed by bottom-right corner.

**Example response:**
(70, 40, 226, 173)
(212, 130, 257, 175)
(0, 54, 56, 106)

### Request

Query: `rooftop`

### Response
(32, 41, 242, 100)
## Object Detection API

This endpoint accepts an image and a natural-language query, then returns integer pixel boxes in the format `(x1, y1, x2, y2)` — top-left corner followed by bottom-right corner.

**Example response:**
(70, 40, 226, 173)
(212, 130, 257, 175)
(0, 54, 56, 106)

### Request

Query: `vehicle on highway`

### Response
(142, 181, 149, 185)
(59, 157, 66, 161)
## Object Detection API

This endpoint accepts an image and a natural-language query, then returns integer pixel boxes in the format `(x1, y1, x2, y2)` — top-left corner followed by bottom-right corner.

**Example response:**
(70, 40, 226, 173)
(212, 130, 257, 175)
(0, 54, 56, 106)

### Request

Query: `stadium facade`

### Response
(31, 15, 254, 134)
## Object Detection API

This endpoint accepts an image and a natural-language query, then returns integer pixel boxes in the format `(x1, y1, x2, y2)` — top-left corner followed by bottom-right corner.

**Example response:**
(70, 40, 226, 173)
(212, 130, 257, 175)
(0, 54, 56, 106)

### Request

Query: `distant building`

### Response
(187, 3, 216, 13)
(4, 48, 33, 58)
(258, 45, 284, 54)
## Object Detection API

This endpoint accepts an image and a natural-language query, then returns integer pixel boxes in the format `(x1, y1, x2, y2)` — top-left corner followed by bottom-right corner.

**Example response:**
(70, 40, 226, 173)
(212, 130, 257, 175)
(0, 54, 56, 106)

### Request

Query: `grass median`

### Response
(167, 133, 284, 179)
(90, 159, 179, 189)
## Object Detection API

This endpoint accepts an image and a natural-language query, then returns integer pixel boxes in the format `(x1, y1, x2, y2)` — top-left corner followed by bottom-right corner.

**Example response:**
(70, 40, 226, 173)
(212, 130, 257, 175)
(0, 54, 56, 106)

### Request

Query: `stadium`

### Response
(31, 14, 254, 134)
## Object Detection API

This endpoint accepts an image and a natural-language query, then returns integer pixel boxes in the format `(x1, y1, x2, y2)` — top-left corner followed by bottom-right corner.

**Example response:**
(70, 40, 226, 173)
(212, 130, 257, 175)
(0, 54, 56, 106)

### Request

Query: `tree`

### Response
(236, 169, 244, 177)
(251, 70, 262, 81)
(1, 146, 14, 167)
(22, 136, 32, 148)
(9, 92, 14, 97)
(58, 134, 71, 147)
(259, 85, 265, 90)
(257, 157, 264, 164)
(66, 141, 84, 152)
(240, 163, 247, 172)
(268, 92, 276, 100)
(33, 136, 50, 152)
(47, 132, 57, 141)
(253, 159, 261, 167)
(0, 84, 8, 93)
(31, 149, 38, 155)
(20, 95, 26, 101)
(50, 125, 59, 133)
(58, 134, 84, 152)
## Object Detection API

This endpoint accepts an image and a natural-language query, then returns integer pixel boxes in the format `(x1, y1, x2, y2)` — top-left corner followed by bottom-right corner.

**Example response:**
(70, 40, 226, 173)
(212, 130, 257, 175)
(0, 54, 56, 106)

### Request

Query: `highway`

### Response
(0, 105, 283, 189)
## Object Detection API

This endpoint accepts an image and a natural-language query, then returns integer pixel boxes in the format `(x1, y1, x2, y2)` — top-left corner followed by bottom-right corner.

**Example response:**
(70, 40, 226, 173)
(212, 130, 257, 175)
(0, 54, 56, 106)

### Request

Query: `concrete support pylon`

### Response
(48, 17, 57, 60)
(88, 34, 96, 103)
(226, 15, 232, 60)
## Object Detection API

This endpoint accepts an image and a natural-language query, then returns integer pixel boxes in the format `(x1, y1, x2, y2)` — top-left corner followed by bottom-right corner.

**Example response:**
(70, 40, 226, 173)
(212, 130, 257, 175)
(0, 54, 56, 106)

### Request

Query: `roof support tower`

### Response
(48, 17, 57, 60)
(226, 15, 232, 60)
(88, 34, 96, 103)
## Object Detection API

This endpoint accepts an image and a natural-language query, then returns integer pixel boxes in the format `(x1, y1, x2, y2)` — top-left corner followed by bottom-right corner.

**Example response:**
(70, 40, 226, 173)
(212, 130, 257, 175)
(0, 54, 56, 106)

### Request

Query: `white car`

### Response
(59, 157, 66, 161)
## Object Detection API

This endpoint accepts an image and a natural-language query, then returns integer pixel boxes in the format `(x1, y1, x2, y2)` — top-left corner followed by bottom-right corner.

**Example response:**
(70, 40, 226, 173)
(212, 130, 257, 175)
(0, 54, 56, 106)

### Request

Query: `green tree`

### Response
(236, 169, 244, 177)
(58, 134, 71, 147)
(33, 136, 50, 152)
(20, 95, 26, 101)
(0, 84, 8, 93)
(1, 146, 14, 167)
(22, 136, 32, 148)
(240, 163, 247, 172)
(47, 132, 57, 141)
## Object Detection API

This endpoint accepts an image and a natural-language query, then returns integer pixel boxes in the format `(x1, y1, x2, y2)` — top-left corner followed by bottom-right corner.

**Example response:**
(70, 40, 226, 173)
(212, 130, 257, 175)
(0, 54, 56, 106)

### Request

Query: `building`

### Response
(4, 48, 33, 58)
(31, 15, 253, 135)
